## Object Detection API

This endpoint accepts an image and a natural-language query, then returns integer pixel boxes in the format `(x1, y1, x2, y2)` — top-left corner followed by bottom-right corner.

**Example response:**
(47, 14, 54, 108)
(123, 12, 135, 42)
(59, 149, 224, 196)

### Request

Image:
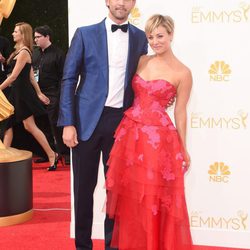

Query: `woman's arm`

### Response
(29, 67, 50, 105)
(29, 66, 42, 94)
(174, 67, 193, 167)
(0, 50, 28, 90)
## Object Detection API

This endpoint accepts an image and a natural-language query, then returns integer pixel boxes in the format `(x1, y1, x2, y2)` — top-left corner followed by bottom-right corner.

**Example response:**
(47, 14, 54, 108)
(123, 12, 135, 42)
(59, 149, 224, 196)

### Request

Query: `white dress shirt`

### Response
(105, 17, 129, 108)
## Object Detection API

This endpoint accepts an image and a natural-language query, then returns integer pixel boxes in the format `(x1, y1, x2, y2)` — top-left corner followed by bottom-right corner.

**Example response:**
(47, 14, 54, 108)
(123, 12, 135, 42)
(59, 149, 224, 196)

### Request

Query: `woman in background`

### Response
(106, 14, 193, 249)
(0, 22, 58, 171)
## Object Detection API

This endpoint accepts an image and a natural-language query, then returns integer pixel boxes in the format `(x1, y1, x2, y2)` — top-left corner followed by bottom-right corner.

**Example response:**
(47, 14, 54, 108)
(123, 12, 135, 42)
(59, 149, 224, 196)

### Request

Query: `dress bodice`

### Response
(125, 74, 177, 126)
(5, 58, 45, 124)
(9, 60, 31, 81)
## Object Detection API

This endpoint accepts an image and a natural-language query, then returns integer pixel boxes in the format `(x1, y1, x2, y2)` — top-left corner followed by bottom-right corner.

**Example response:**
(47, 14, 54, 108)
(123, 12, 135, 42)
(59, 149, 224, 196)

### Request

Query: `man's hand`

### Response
(63, 125, 79, 148)
(167, 96, 175, 107)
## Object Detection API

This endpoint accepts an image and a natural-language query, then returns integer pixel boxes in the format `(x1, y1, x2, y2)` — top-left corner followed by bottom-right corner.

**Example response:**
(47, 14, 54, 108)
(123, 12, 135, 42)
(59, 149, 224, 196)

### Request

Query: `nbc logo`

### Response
(129, 6, 141, 26)
(209, 61, 231, 82)
(208, 162, 231, 183)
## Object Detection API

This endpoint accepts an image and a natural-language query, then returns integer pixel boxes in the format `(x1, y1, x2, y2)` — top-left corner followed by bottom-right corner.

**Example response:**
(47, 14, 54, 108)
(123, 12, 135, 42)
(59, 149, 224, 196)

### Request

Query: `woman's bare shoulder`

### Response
(174, 57, 191, 73)
(137, 55, 153, 71)
(15, 47, 31, 62)
(172, 58, 192, 90)
(18, 46, 31, 55)
(139, 54, 151, 64)
(173, 58, 191, 81)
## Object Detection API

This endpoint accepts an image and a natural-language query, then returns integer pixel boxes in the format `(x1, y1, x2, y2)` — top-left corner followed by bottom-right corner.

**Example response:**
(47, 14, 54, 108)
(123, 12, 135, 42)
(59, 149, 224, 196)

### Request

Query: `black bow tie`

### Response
(111, 24, 128, 33)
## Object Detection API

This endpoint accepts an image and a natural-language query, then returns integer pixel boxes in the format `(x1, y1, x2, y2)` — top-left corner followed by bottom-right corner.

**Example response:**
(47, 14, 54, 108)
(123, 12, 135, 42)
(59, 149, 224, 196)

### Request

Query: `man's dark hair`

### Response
(34, 25, 53, 41)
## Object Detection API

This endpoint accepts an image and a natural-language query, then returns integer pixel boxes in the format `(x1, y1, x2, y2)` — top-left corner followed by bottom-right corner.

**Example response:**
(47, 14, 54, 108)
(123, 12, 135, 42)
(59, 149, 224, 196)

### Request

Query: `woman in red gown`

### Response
(106, 14, 193, 250)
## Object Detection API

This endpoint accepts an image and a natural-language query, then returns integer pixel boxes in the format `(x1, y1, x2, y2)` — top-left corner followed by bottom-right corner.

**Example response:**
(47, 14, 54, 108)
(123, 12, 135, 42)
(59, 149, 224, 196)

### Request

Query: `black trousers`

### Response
(72, 107, 123, 250)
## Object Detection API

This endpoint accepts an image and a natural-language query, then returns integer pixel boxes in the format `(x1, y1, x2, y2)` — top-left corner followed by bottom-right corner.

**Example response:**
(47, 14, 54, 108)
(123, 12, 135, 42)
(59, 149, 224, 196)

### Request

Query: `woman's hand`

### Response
(183, 150, 191, 173)
(38, 92, 50, 105)
(0, 53, 6, 63)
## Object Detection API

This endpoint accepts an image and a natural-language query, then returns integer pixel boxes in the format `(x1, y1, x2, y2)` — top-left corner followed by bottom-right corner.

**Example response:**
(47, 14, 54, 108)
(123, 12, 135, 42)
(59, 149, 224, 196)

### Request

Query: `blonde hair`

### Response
(7, 22, 34, 64)
(15, 22, 34, 52)
(145, 14, 174, 35)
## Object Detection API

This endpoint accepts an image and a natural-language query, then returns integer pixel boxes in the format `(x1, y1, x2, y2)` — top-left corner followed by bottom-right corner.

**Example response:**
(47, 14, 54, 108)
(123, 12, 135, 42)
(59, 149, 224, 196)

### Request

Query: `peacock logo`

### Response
(130, 7, 140, 19)
(209, 61, 232, 82)
(208, 162, 231, 183)
(128, 6, 141, 26)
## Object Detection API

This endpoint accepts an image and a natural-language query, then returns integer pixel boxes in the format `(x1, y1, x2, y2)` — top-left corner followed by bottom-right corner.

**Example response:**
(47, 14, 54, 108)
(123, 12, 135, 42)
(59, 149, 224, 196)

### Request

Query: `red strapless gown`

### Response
(106, 74, 193, 250)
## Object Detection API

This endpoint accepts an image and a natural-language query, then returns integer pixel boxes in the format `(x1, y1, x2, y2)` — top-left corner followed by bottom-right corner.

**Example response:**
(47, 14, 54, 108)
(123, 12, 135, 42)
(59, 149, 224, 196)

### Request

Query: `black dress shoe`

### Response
(47, 165, 57, 171)
(34, 157, 48, 163)
(47, 153, 59, 171)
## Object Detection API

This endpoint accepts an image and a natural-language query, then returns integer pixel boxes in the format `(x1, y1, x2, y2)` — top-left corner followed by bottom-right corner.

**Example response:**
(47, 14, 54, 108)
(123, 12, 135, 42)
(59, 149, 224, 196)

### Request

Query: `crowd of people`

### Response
(0, 23, 69, 169)
(0, 0, 193, 249)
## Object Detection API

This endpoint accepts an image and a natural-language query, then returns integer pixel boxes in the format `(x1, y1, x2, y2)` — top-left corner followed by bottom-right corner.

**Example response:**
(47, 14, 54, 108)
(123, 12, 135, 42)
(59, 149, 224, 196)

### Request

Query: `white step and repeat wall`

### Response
(68, 0, 250, 248)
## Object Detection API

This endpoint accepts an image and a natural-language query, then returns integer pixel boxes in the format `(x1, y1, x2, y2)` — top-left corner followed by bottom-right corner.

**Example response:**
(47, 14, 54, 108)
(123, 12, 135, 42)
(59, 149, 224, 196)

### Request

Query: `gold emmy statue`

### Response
(0, 0, 33, 227)
(0, 0, 16, 149)
(0, 88, 14, 150)
(0, 0, 16, 24)
(0, 0, 30, 162)
(0, 89, 32, 162)
(0, 90, 33, 226)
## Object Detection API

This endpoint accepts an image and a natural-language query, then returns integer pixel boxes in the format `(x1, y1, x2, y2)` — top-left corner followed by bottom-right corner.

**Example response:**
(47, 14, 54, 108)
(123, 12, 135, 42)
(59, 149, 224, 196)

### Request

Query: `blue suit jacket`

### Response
(58, 19, 148, 141)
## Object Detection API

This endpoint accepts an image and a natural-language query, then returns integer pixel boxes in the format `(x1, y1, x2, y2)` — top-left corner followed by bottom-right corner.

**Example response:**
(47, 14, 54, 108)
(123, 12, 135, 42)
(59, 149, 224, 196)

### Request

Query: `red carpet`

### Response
(0, 159, 75, 250)
(0, 159, 247, 250)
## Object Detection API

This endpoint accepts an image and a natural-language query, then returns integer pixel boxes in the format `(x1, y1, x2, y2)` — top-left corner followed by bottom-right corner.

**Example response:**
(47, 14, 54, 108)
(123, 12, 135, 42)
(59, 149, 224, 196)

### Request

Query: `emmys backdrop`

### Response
(68, 0, 250, 248)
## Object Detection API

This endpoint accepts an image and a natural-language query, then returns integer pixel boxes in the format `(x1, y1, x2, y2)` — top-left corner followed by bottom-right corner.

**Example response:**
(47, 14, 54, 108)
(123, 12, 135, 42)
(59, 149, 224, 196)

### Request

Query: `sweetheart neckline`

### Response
(135, 73, 177, 90)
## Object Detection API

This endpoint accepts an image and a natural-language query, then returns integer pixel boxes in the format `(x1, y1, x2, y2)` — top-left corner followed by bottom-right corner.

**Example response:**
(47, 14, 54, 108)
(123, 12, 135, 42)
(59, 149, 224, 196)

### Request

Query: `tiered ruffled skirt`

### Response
(106, 116, 193, 250)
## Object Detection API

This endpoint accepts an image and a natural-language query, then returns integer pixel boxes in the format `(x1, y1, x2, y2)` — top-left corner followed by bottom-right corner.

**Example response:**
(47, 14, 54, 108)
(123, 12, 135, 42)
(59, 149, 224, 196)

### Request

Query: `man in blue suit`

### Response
(58, 0, 148, 249)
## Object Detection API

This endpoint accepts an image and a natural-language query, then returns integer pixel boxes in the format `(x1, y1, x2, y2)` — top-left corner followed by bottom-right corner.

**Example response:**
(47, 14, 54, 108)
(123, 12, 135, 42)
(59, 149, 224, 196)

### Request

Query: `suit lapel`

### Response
(125, 23, 136, 88)
(96, 20, 109, 84)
